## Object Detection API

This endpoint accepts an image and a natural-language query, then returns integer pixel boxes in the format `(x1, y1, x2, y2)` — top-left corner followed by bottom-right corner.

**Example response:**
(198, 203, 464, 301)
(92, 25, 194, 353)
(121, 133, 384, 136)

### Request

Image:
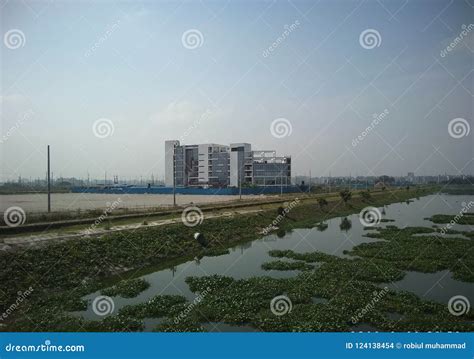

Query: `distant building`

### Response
(165, 141, 291, 187)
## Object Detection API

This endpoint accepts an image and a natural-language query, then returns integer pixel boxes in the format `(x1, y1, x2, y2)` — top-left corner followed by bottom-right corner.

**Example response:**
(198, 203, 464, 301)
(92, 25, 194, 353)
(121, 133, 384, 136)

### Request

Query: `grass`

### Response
(261, 260, 314, 271)
(102, 278, 150, 298)
(119, 295, 187, 319)
(0, 187, 442, 331)
(348, 226, 474, 282)
(426, 213, 474, 225)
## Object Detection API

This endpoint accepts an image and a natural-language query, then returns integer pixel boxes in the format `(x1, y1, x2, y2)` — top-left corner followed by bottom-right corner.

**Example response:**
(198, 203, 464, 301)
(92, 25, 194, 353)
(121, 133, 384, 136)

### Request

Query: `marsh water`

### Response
(78, 194, 474, 330)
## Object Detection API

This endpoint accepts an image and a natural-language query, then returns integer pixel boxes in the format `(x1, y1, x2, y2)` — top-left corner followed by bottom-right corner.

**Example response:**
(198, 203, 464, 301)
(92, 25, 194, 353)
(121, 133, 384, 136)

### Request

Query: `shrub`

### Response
(339, 190, 352, 203)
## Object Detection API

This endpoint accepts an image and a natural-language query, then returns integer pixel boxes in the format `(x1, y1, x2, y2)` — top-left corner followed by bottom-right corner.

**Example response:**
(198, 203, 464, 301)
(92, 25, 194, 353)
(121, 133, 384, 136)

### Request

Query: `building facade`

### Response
(165, 140, 291, 187)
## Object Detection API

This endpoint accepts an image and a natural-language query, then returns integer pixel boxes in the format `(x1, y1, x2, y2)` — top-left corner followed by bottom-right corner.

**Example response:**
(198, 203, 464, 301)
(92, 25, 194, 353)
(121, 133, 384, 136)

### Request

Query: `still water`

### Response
(78, 194, 473, 330)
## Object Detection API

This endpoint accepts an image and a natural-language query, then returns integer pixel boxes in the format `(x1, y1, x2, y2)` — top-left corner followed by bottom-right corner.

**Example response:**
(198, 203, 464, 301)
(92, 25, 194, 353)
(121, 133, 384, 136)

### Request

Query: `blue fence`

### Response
(71, 186, 302, 195)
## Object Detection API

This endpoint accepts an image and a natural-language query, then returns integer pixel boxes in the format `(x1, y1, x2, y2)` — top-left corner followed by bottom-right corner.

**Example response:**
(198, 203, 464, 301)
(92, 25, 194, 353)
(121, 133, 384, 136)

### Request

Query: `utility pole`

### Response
(309, 170, 311, 193)
(280, 170, 283, 196)
(47, 145, 51, 212)
(173, 144, 176, 207)
(239, 175, 242, 200)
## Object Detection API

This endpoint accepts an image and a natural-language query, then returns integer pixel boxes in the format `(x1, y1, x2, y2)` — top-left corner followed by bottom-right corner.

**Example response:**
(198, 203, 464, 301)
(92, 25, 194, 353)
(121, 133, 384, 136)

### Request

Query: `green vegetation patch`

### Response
(261, 260, 314, 271)
(269, 249, 336, 263)
(119, 295, 187, 319)
(426, 213, 474, 225)
(102, 278, 150, 298)
(157, 271, 473, 332)
(350, 226, 474, 282)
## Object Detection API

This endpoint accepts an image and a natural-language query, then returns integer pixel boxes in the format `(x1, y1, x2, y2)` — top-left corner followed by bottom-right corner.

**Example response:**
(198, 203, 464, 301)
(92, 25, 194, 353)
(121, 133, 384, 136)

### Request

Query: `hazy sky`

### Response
(1, 0, 473, 182)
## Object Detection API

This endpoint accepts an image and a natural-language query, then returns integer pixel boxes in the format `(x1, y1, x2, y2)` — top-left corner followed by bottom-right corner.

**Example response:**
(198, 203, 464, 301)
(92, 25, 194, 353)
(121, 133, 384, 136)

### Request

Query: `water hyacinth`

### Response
(102, 278, 150, 298)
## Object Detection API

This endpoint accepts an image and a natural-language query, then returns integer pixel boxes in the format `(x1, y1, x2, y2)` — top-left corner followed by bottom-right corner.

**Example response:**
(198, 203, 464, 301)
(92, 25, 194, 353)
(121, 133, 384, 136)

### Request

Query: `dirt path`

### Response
(0, 209, 264, 251)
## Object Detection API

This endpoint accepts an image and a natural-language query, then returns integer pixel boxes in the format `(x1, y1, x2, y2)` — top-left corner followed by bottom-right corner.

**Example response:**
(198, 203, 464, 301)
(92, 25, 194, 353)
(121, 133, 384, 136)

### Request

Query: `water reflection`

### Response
(339, 217, 352, 232)
(382, 270, 474, 305)
(78, 194, 474, 330)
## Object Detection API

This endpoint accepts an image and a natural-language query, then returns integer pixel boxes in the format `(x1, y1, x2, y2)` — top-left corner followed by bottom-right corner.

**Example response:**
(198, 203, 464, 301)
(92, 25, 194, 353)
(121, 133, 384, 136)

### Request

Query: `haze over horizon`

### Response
(1, 0, 473, 181)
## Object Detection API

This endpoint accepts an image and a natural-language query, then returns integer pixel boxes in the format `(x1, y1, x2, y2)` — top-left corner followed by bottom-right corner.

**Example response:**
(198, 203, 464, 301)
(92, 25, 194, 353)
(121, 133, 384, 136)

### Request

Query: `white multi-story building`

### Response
(164, 140, 291, 187)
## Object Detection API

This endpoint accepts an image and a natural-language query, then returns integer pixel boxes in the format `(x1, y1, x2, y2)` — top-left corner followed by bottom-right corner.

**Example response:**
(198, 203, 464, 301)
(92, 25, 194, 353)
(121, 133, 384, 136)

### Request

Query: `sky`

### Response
(1, 0, 473, 182)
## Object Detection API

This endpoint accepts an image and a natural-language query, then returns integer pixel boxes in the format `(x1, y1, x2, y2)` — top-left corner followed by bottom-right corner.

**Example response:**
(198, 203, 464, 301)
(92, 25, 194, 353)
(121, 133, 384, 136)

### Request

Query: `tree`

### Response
(339, 189, 352, 203)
